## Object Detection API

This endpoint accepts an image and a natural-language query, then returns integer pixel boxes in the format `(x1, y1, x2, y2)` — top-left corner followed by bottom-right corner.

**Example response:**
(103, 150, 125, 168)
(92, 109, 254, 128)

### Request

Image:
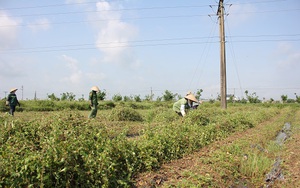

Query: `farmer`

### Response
(6, 88, 20, 116)
(88, 86, 100, 118)
(173, 92, 199, 117)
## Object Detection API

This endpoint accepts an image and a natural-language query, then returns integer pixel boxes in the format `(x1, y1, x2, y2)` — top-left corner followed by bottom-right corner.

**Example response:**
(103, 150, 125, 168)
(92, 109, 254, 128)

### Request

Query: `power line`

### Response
(0, 37, 299, 54)
(0, 14, 210, 28)
(0, 9, 298, 28)
(0, 5, 210, 18)
(0, 0, 286, 11)
(1, 38, 299, 54)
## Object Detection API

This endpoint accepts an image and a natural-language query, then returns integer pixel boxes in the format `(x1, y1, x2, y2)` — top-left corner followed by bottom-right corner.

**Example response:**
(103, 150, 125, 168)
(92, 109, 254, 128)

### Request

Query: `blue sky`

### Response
(0, 0, 299, 100)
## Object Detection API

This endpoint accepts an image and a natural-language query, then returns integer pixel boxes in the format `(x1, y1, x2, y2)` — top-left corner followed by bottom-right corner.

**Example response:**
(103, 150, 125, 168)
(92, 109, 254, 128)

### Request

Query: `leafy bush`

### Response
(0, 105, 281, 187)
(109, 107, 143, 121)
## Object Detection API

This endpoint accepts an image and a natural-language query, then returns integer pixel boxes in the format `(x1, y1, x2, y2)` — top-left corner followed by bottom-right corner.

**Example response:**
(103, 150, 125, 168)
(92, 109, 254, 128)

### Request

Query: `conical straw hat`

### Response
(10, 88, 18, 93)
(91, 86, 100, 92)
(185, 93, 198, 103)
(186, 91, 192, 96)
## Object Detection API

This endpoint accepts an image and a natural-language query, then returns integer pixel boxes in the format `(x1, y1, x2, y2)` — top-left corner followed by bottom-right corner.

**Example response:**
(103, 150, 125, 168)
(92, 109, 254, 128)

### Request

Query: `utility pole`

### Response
(218, 0, 227, 109)
(21, 85, 24, 100)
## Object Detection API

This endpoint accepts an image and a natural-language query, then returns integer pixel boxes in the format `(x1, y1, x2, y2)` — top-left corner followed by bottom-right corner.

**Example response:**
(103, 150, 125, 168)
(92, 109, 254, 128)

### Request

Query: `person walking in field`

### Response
(6, 88, 20, 116)
(173, 92, 200, 117)
(88, 86, 100, 118)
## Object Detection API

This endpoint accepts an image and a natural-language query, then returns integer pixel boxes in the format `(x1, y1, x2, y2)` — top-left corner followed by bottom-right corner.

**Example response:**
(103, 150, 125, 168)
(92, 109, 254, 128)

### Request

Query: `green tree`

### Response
(144, 94, 154, 101)
(78, 94, 85, 102)
(47, 93, 60, 101)
(97, 90, 106, 101)
(281, 95, 288, 103)
(162, 90, 176, 101)
(112, 94, 122, 102)
(134, 95, 142, 102)
(60, 92, 76, 101)
(245, 90, 261, 103)
(195, 89, 203, 100)
(123, 96, 132, 102)
(295, 93, 300, 103)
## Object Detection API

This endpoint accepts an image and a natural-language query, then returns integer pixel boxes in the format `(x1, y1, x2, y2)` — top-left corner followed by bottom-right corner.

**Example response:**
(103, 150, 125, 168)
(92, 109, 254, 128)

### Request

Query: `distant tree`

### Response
(144, 93, 154, 101)
(209, 99, 215, 103)
(227, 95, 235, 103)
(123, 96, 132, 102)
(61, 93, 67, 101)
(48, 93, 60, 101)
(78, 94, 85, 102)
(61, 92, 76, 101)
(240, 98, 248, 104)
(97, 90, 106, 101)
(176, 94, 182, 100)
(162, 90, 176, 101)
(112, 94, 122, 102)
(195, 89, 203, 100)
(286, 99, 295, 103)
(245, 90, 261, 103)
(134, 95, 142, 102)
(281, 95, 288, 103)
(216, 94, 221, 101)
(295, 93, 300, 103)
(156, 96, 162, 101)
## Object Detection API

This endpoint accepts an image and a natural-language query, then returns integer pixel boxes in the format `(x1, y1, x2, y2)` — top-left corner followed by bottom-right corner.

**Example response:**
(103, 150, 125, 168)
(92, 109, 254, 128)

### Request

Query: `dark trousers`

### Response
(89, 105, 98, 118)
(9, 105, 16, 116)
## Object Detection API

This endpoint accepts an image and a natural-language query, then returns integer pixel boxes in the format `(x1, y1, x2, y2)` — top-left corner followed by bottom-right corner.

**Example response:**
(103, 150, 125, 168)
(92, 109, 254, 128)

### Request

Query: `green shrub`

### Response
(0, 104, 282, 187)
(109, 107, 143, 121)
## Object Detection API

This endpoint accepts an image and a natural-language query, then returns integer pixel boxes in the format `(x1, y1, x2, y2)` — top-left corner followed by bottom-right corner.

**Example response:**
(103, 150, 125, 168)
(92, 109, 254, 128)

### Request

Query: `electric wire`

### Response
(0, 36, 299, 54)
(187, 16, 218, 93)
(0, 0, 286, 11)
(224, 11, 244, 99)
(192, 19, 219, 95)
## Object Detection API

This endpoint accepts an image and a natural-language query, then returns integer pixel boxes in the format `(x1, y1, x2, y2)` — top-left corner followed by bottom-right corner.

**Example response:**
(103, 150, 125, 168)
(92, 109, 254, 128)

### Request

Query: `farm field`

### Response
(1, 102, 300, 187)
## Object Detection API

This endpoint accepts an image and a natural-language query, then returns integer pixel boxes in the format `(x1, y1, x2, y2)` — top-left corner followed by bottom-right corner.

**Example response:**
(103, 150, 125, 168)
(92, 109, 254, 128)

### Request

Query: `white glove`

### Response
(180, 105, 186, 116)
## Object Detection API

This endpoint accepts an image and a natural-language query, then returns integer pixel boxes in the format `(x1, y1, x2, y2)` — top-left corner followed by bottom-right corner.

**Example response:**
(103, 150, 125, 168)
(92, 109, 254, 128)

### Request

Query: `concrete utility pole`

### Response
(218, 0, 227, 109)
(21, 85, 24, 100)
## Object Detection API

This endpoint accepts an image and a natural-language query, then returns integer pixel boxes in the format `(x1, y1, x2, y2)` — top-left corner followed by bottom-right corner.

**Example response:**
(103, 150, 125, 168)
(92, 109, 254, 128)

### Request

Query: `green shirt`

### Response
(173, 98, 188, 113)
(89, 91, 98, 106)
(7, 93, 19, 106)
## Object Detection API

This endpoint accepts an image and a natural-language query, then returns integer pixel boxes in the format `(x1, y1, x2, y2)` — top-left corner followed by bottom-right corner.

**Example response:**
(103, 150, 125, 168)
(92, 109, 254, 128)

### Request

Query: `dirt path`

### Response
(134, 108, 300, 187)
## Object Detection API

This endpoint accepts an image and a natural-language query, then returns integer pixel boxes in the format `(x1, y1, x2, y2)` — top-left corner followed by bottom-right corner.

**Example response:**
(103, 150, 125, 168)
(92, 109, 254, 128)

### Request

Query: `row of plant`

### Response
(166, 106, 297, 187)
(0, 105, 281, 187)
(0, 100, 171, 112)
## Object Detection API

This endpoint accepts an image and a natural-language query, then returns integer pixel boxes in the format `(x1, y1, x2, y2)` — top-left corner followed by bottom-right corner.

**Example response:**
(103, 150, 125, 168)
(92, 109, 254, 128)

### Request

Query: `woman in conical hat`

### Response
(91, 86, 100, 92)
(10, 88, 18, 93)
(88, 86, 100, 118)
(7, 88, 20, 116)
(173, 92, 199, 117)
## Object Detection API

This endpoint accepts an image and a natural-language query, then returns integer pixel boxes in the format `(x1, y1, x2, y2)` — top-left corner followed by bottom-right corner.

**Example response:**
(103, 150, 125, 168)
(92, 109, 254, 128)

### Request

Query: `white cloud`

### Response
(61, 55, 83, 84)
(0, 11, 20, 50)
(275, 43, 300, 69)
(65, 0, 87, 4)
(27, 18, 50, 32)
(227, 3, 256, 26)
(93, 1, 139, 65)
(86, 71, 105, 79)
